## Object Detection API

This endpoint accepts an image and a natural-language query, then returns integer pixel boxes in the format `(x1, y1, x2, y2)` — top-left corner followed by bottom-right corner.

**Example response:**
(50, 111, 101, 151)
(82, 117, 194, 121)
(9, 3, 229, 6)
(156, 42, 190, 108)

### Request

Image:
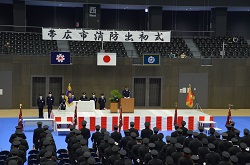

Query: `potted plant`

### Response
(109, 90, 122, 113)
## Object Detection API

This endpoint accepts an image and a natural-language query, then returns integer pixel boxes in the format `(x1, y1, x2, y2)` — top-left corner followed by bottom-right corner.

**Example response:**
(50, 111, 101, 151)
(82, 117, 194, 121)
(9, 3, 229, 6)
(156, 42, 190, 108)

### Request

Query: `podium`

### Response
(120, 98, 134, 113)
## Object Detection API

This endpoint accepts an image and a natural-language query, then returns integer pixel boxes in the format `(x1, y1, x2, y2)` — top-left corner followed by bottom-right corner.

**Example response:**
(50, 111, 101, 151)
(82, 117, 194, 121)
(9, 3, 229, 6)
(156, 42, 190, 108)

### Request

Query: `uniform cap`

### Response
(100, 93, 104, 96)
(222, 133, 228, 137)
(43, 125, 49, 129)
(244, 128, 249, 134)
(83, 152, 91, 158)
(165, 156, 174, 165)
(124, 130, 130, 134)
(43, 140, 50, 146)
(112, 145, 119, 152)
(15, 126, 22, 129)
(82, 92, 86, 95)
(148, 143, 155, 148)
(181, 121, 186, 126)
(77, 135, 83, 141)
(130, 132, 137, 138)
(16, 131, 23, 135)
(202, 138, 208, 145)
(143, 138, 149, 144)
(183, 147, 191, 154)
(136, 137, 142, 140)
(187, 130, 193, 135)
(45, 137, 52, 141)
(145, 122, 150, 127)
(209, 127, 215, 133)
(82, 120, 87, 126)
(231, 138, 238, 143)
(8, 160, 18, 165)
(80, 139, 87, 145)
(95, 125, 100, 130)
(14, 137, 22, 141)
(12, 141, 21, 146)
(215, 132, 221, 137)
(226, 124, 232, 128)
(166, 136, 171, 141)
(101, 128, 107, 133)
(151, 150, 158, 156)
(87, 157, 96, 165)
(130, 122, 134, 126)
(37, 121, 42, 125)
(75, 129, 81, 135)
(153, 127, 159, 132)
(170, 137, 177, 144)
(208, 143, 215, 149)
(45, 130, 51, 134)
(158, 133, 164, 140)
(44, 151, 52, 158)
(119, 149, 127, 156)
(240, 142, 247, 149)
(70, 125, 75, 130)
(174, 124, 179, 128)
(114, 125, 118, 130)
(108, 138, 115, 144)
(222, 151, 230, 158)
(92, 92, 95, 95)
(177, 129, 183, 133)
(199, 126, 204, 131)
(48, 91, 52, 94)
(104, 131, 110, 136)
(10, 148, 19, 155)
(234, 130, 240, 134)
(104, 135, 110, 141)
(191, 155, 199, 161)
(230, 155, 238, 163)
(193, 132, 199, 137)
(175, 143, 183, 149)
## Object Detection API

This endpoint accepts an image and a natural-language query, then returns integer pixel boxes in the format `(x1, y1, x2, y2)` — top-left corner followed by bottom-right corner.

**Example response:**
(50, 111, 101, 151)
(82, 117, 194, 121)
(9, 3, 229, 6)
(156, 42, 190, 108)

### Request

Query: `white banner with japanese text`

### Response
(42, 28, 171, 42)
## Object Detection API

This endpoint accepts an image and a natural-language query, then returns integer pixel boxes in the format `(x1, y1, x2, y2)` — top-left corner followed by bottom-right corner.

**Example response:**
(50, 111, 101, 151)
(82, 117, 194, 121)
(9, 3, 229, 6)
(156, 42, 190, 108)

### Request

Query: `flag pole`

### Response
(18, 103, 23, 130)
(118, 105, 123, 133)
(174, 102, 178, 125)
(74, 102, 78, 128)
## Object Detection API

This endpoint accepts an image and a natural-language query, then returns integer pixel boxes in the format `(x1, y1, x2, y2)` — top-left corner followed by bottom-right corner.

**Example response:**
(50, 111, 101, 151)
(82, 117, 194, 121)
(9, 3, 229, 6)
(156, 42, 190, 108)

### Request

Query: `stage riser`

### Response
(51, 112, 213, 131)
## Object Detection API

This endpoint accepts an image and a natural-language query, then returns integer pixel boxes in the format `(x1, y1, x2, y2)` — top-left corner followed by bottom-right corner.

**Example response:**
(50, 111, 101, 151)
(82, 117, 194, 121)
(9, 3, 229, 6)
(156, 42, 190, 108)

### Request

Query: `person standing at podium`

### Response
(122, 86, 131, 98)
(80, 92, 88, 101)
(90, 92, 97, 109)
(98, 93, 106, 110)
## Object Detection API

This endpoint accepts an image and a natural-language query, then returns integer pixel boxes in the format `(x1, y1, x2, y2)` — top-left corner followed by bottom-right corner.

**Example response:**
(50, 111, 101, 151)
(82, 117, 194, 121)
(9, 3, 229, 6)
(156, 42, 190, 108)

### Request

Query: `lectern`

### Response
(120, 98, 134, 113)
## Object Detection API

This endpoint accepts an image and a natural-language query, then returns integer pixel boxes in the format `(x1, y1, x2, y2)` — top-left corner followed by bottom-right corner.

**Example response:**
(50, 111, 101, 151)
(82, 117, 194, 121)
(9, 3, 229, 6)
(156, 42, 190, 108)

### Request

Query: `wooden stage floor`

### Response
(0, 108, 250, 118)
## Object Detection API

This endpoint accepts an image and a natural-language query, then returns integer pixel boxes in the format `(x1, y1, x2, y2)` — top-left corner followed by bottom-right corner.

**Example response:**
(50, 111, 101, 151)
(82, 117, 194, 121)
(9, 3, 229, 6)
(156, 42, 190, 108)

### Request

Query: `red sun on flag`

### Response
(103, 55, 111, 63)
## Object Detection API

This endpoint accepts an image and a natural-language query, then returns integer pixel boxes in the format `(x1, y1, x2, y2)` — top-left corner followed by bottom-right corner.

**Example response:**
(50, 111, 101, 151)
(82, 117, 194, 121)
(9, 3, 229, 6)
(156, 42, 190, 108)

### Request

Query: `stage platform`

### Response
(50, 109, 214, 131)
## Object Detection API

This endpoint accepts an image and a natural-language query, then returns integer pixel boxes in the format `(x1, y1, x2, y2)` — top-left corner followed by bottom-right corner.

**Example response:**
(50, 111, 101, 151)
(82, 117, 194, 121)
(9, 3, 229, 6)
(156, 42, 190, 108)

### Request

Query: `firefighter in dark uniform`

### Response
(171, 143, 183, 165)
(41, 151, 57, 165)
(114, 149, 132, 165)
(126, 132, 137, 159)
(171, 124, 179, 138)
(218, 151, 231, 165)
(91, 125, 101, 152)
(65, 125, 75, 149)
(33, 121, 44, 150)
(71, 92, 77, 101)
(218, 133, 233, 155)
(176, 129, 185, 145)
(138, 138, 150, 164)
(159, 136, 171, 163)
(107, 145, 120, 165)
(236, 142, 250, 165)
(191, 155, 199, 165)
(189, 132, 202, 155)
(111, 125, 122, 143)
(79, 92, 88, 101)
(141, 122, 153, 139)
(207, 127, 216, 143)
(205, 143, 221, 165)
(181, 121, 188, 136)
(129, 121, 139, 137)
(154, 133, 166, 153)
(213, 132, 222, 153)
(98, 93, 106, 110)
(119, 130, 131, 151)
(80, 120, 90, 146)
(148, 150, 163, 165)
(239, 128, 250, 147)
(230, 155, 238, 165)
(46, 91, 54, 118)
(234, 130, 241, 143)
(224, 124, 235, 141)
(228, 138, 241, 156)
(37, 94, 45, 118)
(59, 93, 66, 110)
(90, 92, 97, 109)
(198, 126, 207, 141)
(198, 138, 210, 164)
(122, 86, 131, 98)
(150, 127, 159, 143)
(104, 138, 116, 164)
(132, 137, 143, 165)
(184, 130, 193, 147)
(144, 143, 156, 164)
(178, 147, 193, 165)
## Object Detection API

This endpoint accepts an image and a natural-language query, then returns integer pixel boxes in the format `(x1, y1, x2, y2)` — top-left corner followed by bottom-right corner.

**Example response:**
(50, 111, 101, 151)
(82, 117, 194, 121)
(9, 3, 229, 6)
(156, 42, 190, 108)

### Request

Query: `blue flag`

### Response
(50, 52, 71, 65)
(143, 54, 160, 65)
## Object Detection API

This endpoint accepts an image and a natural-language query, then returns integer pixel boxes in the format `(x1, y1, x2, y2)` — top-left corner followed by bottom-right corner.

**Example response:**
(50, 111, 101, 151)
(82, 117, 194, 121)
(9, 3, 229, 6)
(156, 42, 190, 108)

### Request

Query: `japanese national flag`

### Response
(97, 53, 116, 66)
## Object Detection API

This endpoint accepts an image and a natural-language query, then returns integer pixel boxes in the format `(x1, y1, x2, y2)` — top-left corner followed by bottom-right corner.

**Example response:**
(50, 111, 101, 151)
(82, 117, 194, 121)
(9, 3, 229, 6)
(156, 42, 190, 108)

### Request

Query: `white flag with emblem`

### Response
(97, 53, 116, 66)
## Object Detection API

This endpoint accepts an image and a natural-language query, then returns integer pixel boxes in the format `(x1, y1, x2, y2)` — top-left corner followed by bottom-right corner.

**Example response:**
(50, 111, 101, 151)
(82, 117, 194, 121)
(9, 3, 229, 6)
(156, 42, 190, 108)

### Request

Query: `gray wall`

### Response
(0, 55, 250, 109)
(0, 71, 12, 108)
